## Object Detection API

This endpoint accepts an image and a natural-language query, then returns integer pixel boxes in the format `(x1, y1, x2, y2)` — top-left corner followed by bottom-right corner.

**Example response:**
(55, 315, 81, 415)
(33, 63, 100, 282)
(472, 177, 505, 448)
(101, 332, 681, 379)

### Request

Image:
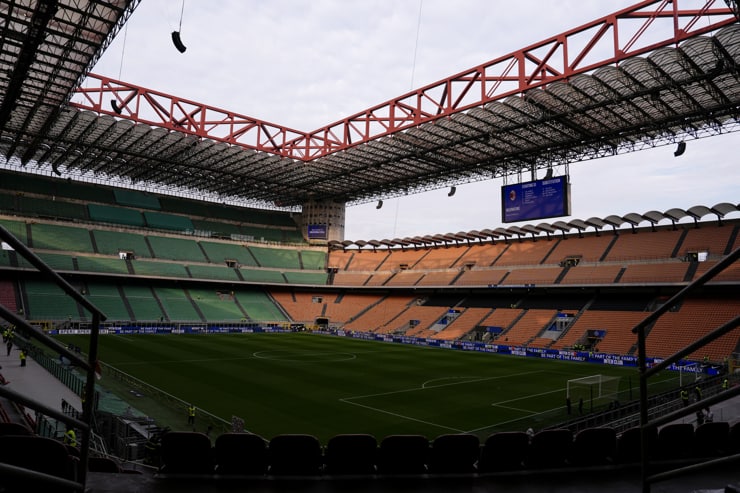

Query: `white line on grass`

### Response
(344, 370, 543, 401)
(492, 404, 539, 414)
(338, 370, 544, 433)
(252, 350, 357, 362)
(338, 398, 466, 433)
(464, 387, 569, 434)
(491, 387, 565, 407)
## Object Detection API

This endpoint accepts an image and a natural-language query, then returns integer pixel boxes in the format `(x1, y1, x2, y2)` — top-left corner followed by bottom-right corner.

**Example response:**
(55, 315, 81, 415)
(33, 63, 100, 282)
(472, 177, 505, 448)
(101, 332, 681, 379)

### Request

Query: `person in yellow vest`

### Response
(19, 349, 26, 367)
(187, 404, 196, 428)
(680, 389, 689, 407)
(722, 378, 729, 390)
(63, 427, 77, 448)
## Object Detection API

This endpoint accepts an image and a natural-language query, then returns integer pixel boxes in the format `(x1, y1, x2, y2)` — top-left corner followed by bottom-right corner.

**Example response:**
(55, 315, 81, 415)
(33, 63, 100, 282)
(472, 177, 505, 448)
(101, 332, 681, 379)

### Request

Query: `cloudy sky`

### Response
(83, 0, 740, 240)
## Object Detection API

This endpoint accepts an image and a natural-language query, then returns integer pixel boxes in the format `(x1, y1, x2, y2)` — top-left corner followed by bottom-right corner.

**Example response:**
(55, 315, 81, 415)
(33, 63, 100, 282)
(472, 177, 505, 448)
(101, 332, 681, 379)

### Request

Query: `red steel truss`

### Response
(70, 0, 737, 161)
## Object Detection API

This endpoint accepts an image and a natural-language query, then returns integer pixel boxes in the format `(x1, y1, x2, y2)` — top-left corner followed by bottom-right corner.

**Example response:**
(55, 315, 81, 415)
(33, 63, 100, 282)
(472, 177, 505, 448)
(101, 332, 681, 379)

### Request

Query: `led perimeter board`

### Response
(501, 175, 571, 223)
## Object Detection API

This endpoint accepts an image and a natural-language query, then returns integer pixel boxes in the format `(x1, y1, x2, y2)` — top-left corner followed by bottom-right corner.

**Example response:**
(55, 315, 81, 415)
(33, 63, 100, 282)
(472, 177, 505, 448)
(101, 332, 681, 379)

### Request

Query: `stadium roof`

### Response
(0, 1, 739, 209)
(327, 202, 740, 249)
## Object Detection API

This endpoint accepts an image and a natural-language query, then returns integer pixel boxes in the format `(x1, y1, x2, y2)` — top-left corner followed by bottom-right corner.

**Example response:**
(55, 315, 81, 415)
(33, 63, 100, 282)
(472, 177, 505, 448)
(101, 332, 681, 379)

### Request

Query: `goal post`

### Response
(566, 374, 622, 413)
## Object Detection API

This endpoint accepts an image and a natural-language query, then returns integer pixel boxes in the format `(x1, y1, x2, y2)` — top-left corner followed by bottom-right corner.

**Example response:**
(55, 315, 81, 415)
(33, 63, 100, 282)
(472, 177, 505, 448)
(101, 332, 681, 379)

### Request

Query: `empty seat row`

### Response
(156, 422, 740, 478)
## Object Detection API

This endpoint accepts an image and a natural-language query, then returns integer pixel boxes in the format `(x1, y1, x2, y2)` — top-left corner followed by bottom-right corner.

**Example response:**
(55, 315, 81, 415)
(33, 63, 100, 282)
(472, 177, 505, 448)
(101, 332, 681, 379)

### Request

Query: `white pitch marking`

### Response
(338, 398, 465, 433)
(344, 370, 543, 401)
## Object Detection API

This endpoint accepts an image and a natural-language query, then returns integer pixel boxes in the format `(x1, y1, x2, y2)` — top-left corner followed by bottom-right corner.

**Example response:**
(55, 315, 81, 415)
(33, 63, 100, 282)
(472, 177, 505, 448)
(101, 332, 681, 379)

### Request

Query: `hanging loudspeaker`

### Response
(448, 186, 456, 197)
(171, 31, 187, 53)
(674, 141, 686, 157)
(376, 200, 383, 209)
(110, 99, 122, 114)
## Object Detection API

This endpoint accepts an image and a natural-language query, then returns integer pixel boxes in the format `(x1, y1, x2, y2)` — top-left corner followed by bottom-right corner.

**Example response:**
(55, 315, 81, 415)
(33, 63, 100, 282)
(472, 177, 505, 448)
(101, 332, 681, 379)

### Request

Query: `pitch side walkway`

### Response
(0, 344, 82, 424)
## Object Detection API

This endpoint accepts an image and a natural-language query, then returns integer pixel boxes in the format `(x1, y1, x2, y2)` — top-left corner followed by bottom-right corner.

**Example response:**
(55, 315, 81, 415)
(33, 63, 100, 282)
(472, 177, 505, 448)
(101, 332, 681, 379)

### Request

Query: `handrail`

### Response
(0, 224, 107, 491)
(634, 246, 740, 493)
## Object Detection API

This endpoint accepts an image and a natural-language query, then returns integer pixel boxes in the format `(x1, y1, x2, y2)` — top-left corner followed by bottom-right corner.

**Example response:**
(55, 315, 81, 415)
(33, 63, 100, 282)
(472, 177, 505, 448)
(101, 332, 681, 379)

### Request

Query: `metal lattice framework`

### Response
(0, 0, 738, 209)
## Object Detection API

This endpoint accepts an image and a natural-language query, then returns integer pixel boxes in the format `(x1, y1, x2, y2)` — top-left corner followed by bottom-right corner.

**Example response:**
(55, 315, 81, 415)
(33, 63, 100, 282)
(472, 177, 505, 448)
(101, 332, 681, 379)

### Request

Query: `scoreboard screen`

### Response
(501, 175, 570, 223)
(307, 224, 328, 240)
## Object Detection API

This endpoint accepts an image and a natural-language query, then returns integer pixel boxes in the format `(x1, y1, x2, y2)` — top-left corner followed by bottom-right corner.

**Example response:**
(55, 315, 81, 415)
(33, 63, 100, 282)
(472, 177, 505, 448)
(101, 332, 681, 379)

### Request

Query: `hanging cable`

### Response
(393, 0, 424, 236)
(409, 0, 423, 89)
(117, 22, 128, 80)
(178, 0, 185, 32)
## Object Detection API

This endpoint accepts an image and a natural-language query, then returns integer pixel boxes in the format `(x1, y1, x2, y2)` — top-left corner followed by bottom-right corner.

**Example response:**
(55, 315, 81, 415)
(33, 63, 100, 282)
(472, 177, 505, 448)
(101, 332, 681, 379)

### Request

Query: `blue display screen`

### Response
(501, 175, 570, 223)
(307, 224, 327, 239)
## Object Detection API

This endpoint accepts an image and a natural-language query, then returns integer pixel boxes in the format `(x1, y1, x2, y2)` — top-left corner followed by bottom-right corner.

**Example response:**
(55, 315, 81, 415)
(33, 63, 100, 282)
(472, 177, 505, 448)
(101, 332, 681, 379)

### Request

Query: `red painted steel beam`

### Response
(71, 75, 308, 158)
(70, 0, 736, 161)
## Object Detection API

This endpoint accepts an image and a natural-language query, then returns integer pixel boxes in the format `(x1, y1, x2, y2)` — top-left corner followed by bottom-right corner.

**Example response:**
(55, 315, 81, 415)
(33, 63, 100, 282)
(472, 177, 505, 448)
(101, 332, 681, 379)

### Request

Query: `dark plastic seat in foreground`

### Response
(0, 422, 33, 436)
(478, 431, 529, 472)
(694, 421, 730, 457)
(428, 433, 480, 474)
(570, 427, 617, 466)
(324, 433, 378, 475)
(268, 434, 323, 476)
(729, 421, 740, 453)
(526, 429, 573, 469)
(159, 431, 213, 475)
(657, 423, 695, 460)
(0, 435, 78, 491)
(616, 426, 658, 464)
(377, 434, 429, 475)
(214, 432, 268, 475)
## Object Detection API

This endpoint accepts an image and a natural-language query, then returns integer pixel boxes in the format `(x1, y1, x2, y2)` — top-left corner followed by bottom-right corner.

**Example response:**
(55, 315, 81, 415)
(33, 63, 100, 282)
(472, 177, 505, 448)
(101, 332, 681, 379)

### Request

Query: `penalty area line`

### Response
(338, 398, 464, 433)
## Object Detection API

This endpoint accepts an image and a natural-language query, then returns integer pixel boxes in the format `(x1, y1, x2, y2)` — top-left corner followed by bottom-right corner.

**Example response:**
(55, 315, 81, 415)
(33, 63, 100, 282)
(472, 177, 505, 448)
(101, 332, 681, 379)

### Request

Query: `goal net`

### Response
(567, 375, 622, 410)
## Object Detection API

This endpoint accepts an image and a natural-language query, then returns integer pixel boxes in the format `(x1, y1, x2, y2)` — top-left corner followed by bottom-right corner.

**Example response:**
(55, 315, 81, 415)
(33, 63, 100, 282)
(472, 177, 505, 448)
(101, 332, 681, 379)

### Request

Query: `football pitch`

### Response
(55, 332, 677, 442)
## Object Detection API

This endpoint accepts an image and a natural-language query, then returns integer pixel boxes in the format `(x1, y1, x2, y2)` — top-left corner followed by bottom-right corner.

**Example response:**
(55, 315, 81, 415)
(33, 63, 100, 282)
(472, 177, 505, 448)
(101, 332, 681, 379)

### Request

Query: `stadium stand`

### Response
(0, 280, 17, 314)
(85, 282, 132, 320)
(1, 3, 739, 492)
(23, 280, 82, 321)
(30, 223, 94, 253)
(187, 263, 241, 282)
(146, 236, 206, 262)
(415, 270, 459, 286)
(238, 268, 286, 284)
(87, 204, 145, 227)
(414, 245, 469, 269)
(248, 245, 301, 269)
(92, 229, 152, 258)
(454, 241, 508, 269)
(154, 287, 202, 322)
(434, 307, 492, 340)
(236, 290, 288, 321)
(188, 288, 246, 321)
(603, 227, 683, 261)
(131, 259, 190, 278)
(122, 285, 166, 321)
(343, 295, 417, 332)
(198, 240, 255, 267)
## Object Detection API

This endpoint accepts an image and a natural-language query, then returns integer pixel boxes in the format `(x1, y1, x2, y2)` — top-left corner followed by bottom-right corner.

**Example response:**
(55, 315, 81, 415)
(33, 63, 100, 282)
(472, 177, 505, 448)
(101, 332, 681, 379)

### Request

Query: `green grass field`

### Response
(54, 332, 678, 442)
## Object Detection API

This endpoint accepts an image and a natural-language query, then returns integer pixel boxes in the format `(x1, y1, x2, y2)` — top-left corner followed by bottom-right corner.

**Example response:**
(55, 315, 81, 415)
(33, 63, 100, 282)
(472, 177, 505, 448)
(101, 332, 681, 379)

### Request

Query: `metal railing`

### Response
(633, 246, 740, 493)
(101, 362, 233, 437)
(0, 224, 107, 492)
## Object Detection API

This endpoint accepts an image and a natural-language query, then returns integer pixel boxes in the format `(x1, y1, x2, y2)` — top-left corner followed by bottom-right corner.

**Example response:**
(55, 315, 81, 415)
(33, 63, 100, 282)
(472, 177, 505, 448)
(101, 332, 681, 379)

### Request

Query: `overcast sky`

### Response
(83, 1, 740, 241)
